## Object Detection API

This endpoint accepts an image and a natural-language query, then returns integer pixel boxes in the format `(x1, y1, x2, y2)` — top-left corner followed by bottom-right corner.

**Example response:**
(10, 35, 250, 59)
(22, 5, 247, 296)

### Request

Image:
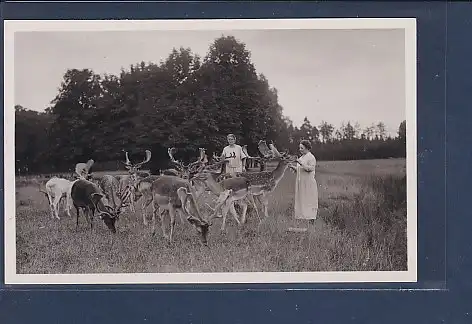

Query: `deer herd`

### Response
(38, 140, 298, 246)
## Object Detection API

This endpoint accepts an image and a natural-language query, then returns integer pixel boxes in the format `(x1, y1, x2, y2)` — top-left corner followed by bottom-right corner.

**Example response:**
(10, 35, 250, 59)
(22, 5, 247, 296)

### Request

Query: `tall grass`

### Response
(14, 159, 408, 274)
(321, 174, 407, 270)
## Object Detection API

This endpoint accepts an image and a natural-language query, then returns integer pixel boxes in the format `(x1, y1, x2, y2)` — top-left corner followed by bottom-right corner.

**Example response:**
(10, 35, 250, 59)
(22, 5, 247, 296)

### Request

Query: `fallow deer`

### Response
(118, 149, 152, 213)
(236, 141, 297, 222)
(70, 179, 122, 233)
(150, 175, 210, 245)
(97, 174, 133, 215)
(38, 177, 74, 219)
(192, 169, 260, 231)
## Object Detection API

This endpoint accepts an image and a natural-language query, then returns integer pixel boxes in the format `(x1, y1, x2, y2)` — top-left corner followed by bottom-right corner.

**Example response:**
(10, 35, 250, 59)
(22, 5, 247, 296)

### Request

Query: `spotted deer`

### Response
(192, 169, 259, 231)
(150, 175, 211, 245)
(236, 142, 297, 221)
(96, 174, 133, 215)
(118, 149, 152, 213)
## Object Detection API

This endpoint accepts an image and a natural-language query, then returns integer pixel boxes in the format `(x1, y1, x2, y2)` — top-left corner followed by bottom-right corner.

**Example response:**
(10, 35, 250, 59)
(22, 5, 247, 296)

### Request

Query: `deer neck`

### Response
(204, 176, 223, 195)
(270, 161, 289, 185)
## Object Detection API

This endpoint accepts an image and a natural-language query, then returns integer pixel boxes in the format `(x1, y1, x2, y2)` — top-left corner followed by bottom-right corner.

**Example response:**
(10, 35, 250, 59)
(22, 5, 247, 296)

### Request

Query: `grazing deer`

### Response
(75, 159, 94, 179)
(97, 175, 133, 215)
(70, 179, 121, 233)
(38, 177, 74, 219)
(150, 175, 210, 245)
(193, 169, 259, 230)
(236, 142, 296, 221)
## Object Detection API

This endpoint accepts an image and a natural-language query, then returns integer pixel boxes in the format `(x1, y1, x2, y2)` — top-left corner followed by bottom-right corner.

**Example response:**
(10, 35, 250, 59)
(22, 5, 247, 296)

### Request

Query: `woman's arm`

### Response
(299, 156, 316, 172)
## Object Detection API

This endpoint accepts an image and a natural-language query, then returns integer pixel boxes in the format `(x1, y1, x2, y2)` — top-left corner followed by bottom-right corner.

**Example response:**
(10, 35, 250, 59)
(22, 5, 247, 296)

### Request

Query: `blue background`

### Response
(1, 1, 469, 322)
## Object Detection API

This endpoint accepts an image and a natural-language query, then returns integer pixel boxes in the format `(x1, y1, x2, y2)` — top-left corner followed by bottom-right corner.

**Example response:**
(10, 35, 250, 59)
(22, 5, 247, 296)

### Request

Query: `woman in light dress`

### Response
(289, 140, 319, 231)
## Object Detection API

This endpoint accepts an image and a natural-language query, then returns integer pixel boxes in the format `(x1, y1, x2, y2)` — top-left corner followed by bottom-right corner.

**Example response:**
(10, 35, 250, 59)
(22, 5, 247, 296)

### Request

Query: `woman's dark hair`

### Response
(300, 140, 312, 151)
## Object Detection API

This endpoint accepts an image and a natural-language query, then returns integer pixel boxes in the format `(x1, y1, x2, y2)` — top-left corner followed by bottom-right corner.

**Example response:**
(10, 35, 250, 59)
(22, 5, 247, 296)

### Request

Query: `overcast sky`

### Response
(14, 29, 405, 135)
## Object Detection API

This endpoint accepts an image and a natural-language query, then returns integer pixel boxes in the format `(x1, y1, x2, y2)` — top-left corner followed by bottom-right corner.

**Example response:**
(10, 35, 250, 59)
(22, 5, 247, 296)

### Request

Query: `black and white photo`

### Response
(4, 18, 417, 284)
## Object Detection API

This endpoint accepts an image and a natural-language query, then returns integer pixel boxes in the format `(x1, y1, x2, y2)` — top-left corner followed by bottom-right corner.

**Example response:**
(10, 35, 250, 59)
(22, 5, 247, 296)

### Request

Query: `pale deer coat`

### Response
(294, 151, 318, 220)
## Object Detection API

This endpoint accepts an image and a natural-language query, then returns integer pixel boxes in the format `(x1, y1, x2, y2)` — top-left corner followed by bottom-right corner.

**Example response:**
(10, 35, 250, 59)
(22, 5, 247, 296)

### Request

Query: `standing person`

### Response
(221, 134, 247, 176)
(289, 140, 318, 231)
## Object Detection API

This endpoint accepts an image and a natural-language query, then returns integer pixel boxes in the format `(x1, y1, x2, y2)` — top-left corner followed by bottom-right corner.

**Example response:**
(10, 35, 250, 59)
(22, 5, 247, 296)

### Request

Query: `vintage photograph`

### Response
(4, 19, 417, 284)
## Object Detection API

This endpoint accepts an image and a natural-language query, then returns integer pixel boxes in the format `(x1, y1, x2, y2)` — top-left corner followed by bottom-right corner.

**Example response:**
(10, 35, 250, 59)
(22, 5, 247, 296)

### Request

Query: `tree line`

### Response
(15, 35, 406, 175)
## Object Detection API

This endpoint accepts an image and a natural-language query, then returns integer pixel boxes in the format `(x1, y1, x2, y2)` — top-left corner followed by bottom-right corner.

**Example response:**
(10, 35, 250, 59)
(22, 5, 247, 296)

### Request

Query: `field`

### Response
(14, 158, 407, 274)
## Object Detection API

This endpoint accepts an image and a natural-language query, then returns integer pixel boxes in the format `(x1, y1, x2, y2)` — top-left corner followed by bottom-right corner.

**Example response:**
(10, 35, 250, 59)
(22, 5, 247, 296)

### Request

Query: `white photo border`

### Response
(4, 18, 417, 285)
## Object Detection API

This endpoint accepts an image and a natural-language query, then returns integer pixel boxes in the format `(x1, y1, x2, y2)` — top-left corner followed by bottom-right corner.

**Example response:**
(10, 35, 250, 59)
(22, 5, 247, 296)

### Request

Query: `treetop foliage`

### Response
(15, 35, 406, 174)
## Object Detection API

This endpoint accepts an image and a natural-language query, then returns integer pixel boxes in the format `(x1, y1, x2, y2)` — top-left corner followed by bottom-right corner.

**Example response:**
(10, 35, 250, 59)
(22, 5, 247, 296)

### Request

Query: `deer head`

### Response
(90, 192, 120, 233)
(168, 147, 206, 179)
(123, 149, 152, 173)
(176, 187, 210, 245)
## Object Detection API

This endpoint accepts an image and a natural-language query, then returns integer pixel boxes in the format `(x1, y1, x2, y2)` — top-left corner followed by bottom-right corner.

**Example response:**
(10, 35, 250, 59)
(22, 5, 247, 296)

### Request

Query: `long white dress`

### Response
(294, 152, 319, 220)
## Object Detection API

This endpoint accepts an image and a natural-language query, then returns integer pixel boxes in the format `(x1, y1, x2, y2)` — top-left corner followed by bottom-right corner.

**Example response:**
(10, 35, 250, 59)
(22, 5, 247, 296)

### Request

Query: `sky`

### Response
(14, 28, 405, 136)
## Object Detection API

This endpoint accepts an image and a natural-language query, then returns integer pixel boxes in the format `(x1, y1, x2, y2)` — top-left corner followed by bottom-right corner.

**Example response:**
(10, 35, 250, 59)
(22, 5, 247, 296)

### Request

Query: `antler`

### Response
(258, 140, 273, 158)
(168, 147, 185, 170)
(134, 149, 151, 169)
(212, 152, 222, 162)
(268, 143, 283, 158)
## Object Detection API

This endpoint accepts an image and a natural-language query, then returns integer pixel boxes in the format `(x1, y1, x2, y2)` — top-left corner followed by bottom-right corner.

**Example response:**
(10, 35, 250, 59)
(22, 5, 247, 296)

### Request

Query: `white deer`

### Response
(38, 177, 75, 219)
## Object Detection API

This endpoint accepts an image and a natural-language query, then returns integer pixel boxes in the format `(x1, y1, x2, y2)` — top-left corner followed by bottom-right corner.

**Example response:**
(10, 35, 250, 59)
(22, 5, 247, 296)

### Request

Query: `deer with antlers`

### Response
(149, 175, 211, 245)
(117, 149, 152, 213)
(70, 179, 121, 233)
(192, 167, 260, 231)
(133, 148, 211, 227)
(234, 140, 297, 223)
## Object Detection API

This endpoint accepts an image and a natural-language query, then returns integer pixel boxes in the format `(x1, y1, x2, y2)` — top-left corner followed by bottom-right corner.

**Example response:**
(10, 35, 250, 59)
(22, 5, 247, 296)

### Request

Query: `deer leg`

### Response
(246, 194, 261, 223)
(237, 201, 248, 225)
(210, 190, 231, 221)
(168, 207, 177, 243)
(75, 206, 80, 229)
(52, 194, 62, 220)
(220, 201, 233, 231)
(229, 202, 241, 225)
(142, 193, 153, 226)
(151, 203, 157, 236)
(259, 193, 270, 224)
(65, 196, 72, 218)
(88, 207, 94, 230)
(161, 209, 169, 240)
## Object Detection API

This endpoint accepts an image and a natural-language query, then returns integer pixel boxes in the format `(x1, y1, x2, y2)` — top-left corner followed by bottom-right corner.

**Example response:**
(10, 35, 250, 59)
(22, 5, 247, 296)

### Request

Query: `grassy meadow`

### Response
(14, 158, 407, 274)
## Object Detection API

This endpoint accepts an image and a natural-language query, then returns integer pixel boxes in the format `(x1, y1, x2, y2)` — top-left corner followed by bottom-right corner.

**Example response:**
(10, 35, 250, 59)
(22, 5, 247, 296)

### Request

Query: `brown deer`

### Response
(118, 149, 152, 213)
(192, 168, 260, 231)
(96, 174, 133, 215)
(150, 175, 210, 245)
(70, 179, 122, 233)
(236, 141, 297, 222)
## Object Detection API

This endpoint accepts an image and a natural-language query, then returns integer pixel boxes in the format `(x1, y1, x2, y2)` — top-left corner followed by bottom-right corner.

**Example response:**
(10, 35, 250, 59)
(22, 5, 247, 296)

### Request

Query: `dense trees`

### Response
(15, 35, 406, 174)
